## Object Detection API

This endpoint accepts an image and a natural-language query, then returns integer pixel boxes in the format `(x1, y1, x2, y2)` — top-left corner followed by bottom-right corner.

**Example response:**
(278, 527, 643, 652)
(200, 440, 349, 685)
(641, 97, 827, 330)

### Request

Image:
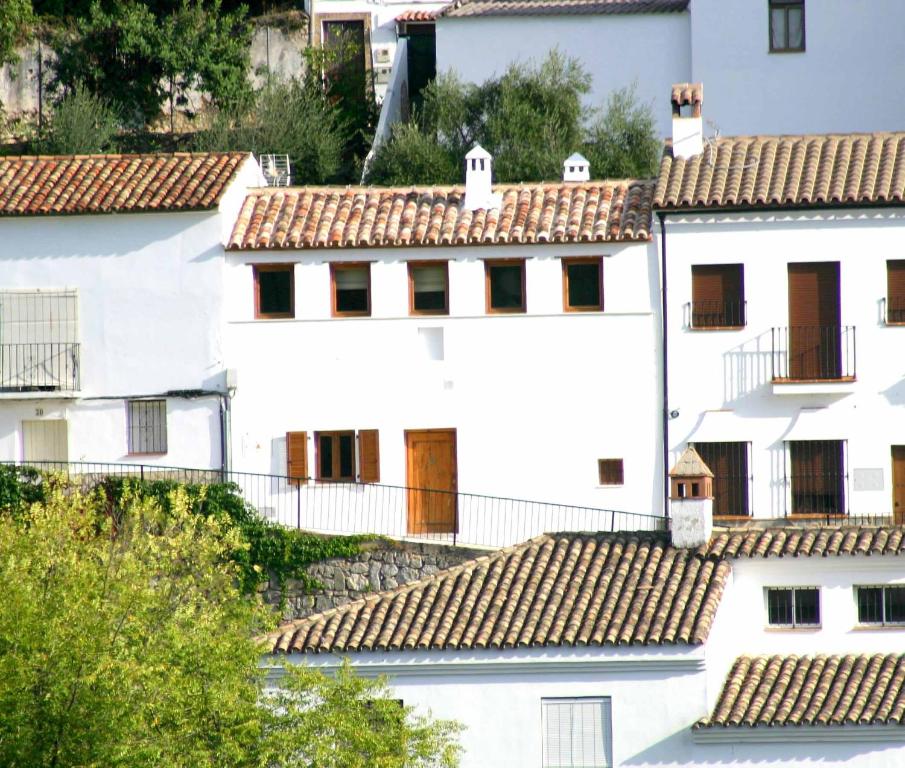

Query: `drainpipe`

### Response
(658, 211, 670, 521)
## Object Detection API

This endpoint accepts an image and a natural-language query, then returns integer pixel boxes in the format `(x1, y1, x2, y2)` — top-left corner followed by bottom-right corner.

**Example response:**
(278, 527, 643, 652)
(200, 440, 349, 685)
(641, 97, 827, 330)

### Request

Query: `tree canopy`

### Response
(366, 51, 660, 186)
(0, 479, 461, 768)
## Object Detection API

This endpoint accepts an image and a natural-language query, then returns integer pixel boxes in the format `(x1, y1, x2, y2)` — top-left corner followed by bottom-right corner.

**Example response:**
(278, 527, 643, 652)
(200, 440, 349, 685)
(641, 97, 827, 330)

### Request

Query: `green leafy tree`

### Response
(42, 81, 119, 153)
(366, 51, 659, 185)
(0, 0, 34, 69)
(267, 661, 462, 768)
(0, 480, 462, 767)
(51, 0, 252, 130)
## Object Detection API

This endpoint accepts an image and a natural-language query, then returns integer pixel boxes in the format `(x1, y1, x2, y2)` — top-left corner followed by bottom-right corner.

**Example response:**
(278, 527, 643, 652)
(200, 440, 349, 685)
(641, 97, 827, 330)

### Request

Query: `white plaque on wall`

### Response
(853, 468, 884, 492)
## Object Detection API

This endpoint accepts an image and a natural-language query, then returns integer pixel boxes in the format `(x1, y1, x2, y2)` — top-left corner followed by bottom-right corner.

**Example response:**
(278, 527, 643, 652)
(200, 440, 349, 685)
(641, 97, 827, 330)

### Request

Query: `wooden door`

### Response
(405, 429, 457, 534)
(22, 419, 68, 463)
(788, 262, 840, 378)
(893, 446, 905, 524)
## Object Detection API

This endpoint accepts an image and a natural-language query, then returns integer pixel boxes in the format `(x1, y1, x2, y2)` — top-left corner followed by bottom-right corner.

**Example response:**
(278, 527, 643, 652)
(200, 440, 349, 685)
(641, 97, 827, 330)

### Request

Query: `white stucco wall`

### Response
(664, 210, 905, 519)
(690, 0, 905, 136)
(436, 13, 690, 137)
(224, 240, 663, 533)
(0, 209, 232, 467)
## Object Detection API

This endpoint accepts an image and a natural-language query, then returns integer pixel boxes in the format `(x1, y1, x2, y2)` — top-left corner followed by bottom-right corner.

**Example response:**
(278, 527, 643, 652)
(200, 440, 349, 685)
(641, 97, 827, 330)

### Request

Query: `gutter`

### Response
(658, 211, 670, 520)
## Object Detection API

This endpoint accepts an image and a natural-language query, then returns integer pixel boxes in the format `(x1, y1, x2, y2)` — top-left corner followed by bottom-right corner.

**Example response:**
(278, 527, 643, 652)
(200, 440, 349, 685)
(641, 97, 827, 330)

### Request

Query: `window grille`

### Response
(766, 587, 820, 627)
(542, 697, 612, 768)
(128, 400, 168, 455)
(788, 440, 846, 516)
(693, 442, 750, 516)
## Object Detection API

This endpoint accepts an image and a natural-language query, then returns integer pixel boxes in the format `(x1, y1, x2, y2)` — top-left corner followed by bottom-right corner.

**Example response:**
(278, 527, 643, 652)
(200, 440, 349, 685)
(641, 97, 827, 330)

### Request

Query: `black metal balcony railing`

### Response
(690, 300, 747, 329)
(0, 342, 80, 391)
(887, 298, 905, 325)
(0, 461, 666, 549)
(771, 326, 856, 381)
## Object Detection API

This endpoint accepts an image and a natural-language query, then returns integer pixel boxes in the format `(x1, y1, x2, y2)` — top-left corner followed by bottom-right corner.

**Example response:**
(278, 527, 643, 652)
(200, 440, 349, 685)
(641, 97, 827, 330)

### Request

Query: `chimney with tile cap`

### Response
(671, 82, 704, 160)
(563, 152, 590, 182)
(464, 144, 501, 211)
(669, 445, 713, 548)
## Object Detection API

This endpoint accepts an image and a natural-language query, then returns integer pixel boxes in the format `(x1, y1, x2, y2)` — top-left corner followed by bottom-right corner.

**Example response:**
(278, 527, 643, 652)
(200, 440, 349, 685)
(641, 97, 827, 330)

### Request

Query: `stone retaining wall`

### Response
(263, 539, 485, 621)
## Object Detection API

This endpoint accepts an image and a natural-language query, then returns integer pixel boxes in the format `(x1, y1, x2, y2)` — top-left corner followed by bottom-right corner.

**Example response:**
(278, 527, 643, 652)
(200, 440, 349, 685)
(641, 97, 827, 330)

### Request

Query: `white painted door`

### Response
(22, 419, 68, 463)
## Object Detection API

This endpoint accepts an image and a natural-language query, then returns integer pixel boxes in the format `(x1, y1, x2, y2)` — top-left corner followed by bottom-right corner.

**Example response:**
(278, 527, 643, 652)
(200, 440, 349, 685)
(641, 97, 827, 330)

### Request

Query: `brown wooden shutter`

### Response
(691, 264, 743, 326)
(358, 429, 380, 483)
(286, 431, 307, 483)
(788, 262, 839, 327)
(888, 261, 905, 322)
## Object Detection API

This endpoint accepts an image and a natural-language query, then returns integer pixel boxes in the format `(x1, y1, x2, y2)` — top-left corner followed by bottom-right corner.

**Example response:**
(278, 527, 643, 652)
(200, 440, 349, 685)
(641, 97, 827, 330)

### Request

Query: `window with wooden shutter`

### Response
(286, 431, 308, 483)
(694, 442, 749, 517)
(358, 429, 380, 483)
(789, 440, 845, 516)
(887, 260, 905, 324)
(598, 459, 624, 486)
(691, 264, 745, 328)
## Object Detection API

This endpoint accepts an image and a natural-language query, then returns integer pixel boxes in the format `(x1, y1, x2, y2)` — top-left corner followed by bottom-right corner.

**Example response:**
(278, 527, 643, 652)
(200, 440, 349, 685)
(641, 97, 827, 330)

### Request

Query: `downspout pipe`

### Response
(658, 211, 670, 522)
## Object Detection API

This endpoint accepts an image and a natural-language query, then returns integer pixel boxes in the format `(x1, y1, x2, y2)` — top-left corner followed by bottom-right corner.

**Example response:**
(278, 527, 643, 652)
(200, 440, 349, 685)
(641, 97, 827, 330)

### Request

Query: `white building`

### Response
(265, 523, 905, 767)
(0, 152, 261, 469)
(223, 152, 664, 545)
(657, 87, 905, 523)
(436, 0, 905, 137)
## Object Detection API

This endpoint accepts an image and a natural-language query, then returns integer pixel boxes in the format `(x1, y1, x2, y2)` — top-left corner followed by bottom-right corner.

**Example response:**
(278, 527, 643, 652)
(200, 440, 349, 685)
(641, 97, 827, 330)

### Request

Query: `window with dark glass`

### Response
(563, 258, 603, 311)
(789, 440, 845, 516)
(127, 399, 167, 455)
(254, 264, 294, 319)
(598, 459, 624, 486)
(409, 262, 449, 314)
(856, 586, 905, 626)
(766, 587, 820, 627)
(485, 260, 526, 313)
(769, 0, 805, 52)
(691, 264, 745, 328)
(331, 264, 371, 316)
(316, 431, 356, 481)
(694, 442, 749, 516)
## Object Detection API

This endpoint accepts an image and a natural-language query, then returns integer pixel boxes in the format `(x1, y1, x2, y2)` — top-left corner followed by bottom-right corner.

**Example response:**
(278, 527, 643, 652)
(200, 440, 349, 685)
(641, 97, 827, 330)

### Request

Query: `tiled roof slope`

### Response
(709, 526, 905, 558)
(698, 655, 905, 728)
(0, 152, 249, 216)
(227, 181, 653, 250)
(267, 532, 730, 654)
(655, 133, 905, 211)
(396, 9, 439, 20)
(441, 0, 687, 18)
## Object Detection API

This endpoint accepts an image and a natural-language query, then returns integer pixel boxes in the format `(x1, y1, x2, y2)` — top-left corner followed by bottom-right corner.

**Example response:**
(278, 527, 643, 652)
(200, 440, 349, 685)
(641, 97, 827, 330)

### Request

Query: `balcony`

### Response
(0, 342, 81, 394)
(771, 326, 856, 394)
(688, 300, 746, 330)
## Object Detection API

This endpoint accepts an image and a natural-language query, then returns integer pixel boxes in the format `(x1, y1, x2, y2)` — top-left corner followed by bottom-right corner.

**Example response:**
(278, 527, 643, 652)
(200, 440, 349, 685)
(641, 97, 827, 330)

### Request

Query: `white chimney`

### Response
(464, 144, 500, 211)
(563, 152, 590, 182)
(668, 446, 714, 548)
(671, 83, 704, 160)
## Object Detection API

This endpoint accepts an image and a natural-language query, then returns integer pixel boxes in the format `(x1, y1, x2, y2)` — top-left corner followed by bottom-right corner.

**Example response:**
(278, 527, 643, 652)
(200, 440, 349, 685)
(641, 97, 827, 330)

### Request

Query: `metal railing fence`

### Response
(771, 325, 856, 381)
(1, 460, 666, 549)
(0, 342, 80, 391)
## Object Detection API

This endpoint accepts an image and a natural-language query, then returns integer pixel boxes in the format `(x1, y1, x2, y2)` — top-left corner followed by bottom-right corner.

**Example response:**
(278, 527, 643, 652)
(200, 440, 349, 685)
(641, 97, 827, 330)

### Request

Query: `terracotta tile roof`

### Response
(698, 655, 905, 728)
(708, 526, 905, 558)
(654, 133, 905, 211)
(441, 0, 687, 18)
(0, 152, 249, 216)
(396, 9, 439, 21)
(267, 531, 730, 654)
(670, 82, 702, 109)
(227, 181, 654, 250)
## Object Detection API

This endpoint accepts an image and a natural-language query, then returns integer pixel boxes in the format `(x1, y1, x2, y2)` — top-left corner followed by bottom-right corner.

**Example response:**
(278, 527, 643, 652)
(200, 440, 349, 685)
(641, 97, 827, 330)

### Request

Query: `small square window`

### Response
(127, 399, 167, 455)
(769, 0, 805, 53)
(409, 262, 449, 315)
(857, 585, 905, 626)
(485, 260, 526, 313)
(563, 258, 603, 311)
(254, 264, 294, 319)
(691, 264, 745, 328)
(316, 430, 356, 481)
(598, 459, 624, 486)
(766, 587, 820, 627)
(886, 260, 905, 324)
(331, 263, 371, 316)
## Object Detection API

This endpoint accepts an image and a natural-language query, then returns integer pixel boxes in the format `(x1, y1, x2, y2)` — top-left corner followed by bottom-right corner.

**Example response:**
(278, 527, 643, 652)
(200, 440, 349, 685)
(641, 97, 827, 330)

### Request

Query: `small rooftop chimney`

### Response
(563, 152, 590, 182)
(464, 144, 500, 211)
(668, 445, 714, 548)
(670, 83, 704, 160)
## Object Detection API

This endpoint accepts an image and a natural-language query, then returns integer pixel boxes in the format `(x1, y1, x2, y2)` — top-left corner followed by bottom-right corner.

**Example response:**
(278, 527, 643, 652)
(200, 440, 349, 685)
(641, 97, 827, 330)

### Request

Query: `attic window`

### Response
(769, 0, 805, 53)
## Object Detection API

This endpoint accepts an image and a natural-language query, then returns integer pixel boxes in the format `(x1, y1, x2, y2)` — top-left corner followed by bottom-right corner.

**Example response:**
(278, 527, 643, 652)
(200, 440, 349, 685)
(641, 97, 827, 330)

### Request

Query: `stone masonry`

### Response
(263, 539, 486, 622)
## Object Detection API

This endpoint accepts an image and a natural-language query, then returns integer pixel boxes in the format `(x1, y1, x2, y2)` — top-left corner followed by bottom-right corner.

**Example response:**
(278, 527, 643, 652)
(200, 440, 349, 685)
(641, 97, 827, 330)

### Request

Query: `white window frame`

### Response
(127, 399, 168, 455)
(542, 697, 612, 768)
